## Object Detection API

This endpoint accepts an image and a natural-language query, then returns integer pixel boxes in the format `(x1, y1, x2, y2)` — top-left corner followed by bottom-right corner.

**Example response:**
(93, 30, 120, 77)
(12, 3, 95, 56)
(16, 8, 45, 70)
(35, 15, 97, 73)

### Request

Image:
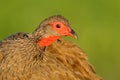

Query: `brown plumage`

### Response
(0, 15, 102, 80)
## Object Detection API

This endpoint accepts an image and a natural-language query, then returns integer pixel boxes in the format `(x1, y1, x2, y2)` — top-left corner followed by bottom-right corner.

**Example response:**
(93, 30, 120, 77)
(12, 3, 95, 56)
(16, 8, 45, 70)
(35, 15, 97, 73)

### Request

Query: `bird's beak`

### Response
(69, 29, 78, 39)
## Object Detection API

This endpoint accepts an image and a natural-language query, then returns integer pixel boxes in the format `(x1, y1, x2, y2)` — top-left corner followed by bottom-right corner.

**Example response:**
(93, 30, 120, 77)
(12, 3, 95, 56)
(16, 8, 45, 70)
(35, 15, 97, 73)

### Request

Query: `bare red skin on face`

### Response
(50, 22, 71, 36)
(38, 36, 61, 47)
(38, 21, 73, 47)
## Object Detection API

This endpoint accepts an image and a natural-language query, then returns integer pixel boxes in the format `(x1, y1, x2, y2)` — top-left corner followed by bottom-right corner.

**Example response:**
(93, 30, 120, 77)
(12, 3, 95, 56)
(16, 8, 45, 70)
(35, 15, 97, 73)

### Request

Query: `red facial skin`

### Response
(38, 22, 73, 47)
(50, 22, 72, 36)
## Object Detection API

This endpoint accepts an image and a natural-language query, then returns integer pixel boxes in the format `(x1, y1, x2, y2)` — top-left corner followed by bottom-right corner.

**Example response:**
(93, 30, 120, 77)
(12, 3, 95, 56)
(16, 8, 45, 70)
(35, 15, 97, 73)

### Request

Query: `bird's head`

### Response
(33, 15, 78, 47)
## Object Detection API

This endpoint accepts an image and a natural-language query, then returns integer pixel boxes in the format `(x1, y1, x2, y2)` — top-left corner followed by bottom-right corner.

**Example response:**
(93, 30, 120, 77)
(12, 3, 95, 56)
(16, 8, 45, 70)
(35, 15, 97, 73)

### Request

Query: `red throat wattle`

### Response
(38, 36, 61, 47)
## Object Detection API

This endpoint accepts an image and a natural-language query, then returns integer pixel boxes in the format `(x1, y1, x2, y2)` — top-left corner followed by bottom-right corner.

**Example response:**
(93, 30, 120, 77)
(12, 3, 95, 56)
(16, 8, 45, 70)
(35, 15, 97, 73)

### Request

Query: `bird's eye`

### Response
(56, 24, 61, 28)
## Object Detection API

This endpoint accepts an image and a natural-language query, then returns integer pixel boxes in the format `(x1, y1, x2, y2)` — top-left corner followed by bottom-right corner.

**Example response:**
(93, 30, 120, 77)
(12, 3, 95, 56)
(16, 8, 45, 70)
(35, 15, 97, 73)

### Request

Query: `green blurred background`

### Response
(0, 0, 120, 80)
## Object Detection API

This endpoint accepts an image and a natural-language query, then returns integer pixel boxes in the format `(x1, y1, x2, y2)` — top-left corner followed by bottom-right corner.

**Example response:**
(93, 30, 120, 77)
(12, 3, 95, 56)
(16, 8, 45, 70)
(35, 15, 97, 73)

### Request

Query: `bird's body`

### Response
(0, 15, 102, 80)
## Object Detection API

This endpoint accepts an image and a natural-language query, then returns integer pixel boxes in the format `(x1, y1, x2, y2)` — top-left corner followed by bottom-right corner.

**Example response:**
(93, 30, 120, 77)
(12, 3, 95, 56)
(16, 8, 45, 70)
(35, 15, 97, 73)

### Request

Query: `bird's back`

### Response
(0, 32, 42, 80)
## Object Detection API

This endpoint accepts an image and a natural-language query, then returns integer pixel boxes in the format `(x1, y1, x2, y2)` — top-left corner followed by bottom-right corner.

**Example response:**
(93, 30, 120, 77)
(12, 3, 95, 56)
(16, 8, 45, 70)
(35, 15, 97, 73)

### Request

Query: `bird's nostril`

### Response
(71, 29, 76, 34)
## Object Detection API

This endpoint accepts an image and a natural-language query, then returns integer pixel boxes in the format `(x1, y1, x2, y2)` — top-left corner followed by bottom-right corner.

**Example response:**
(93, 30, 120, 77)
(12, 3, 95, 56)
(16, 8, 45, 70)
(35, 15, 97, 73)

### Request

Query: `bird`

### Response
(0, 15, 102, 80)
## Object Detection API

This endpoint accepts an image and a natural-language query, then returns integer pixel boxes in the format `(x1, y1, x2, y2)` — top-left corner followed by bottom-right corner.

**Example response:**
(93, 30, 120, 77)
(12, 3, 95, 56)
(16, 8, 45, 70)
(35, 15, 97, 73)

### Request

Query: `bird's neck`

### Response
(32, 26, 61, 47)
(38, 36, 61, 47)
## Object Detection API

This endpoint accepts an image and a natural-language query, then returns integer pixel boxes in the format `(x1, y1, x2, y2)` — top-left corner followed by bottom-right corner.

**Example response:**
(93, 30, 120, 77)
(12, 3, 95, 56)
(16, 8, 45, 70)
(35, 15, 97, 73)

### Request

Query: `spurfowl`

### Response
(0, 15, 102, 80)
